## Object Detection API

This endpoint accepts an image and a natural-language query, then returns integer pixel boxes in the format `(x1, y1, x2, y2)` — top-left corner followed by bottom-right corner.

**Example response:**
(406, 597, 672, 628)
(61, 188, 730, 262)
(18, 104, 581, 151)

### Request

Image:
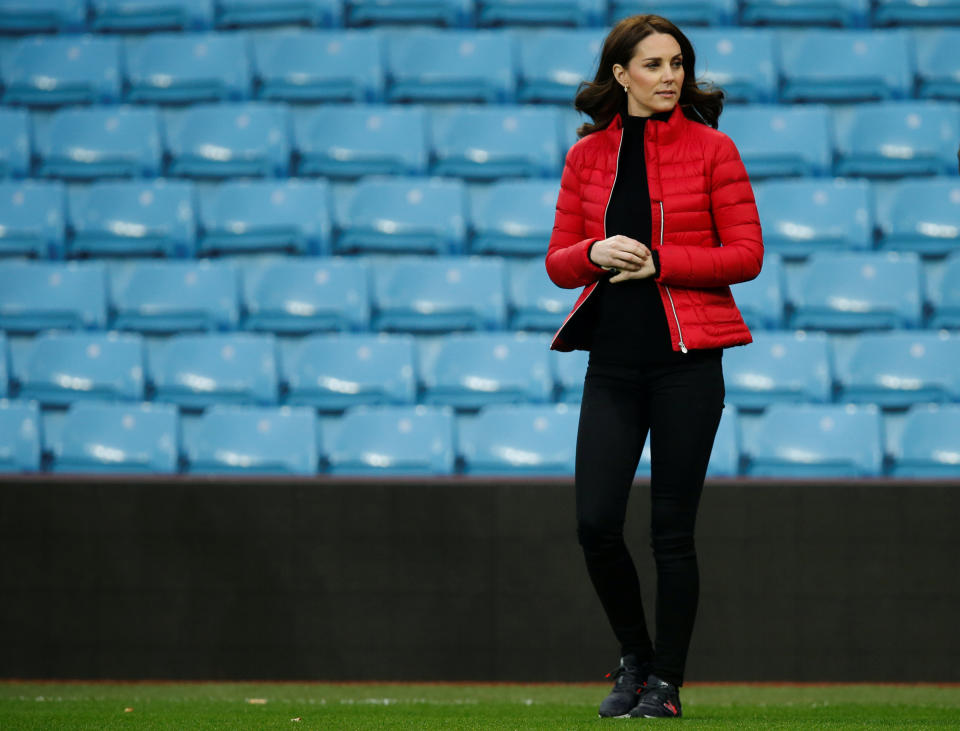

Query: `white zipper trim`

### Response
(659, 201, 687, 354)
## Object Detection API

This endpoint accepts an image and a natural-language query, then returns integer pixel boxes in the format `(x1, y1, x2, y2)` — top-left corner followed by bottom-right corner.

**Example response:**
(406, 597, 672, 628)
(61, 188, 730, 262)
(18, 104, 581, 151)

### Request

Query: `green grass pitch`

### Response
(2, 681, 959, 729)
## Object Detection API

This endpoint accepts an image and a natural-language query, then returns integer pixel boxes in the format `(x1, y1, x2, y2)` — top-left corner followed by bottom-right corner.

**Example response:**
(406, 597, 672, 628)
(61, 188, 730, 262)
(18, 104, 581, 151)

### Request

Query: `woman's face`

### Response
(613, 32, 685, 118)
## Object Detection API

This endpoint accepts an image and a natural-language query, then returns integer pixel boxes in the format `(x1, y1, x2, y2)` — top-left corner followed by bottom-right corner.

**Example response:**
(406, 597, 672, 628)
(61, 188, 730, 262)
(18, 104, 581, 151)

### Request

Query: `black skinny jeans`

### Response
(575, 354, 725, 687)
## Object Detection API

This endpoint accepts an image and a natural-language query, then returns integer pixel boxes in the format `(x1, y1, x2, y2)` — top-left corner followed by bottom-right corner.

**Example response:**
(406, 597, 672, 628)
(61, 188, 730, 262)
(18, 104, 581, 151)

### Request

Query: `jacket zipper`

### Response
(659, 201, 687, 353)
(601, 127, 624, 247)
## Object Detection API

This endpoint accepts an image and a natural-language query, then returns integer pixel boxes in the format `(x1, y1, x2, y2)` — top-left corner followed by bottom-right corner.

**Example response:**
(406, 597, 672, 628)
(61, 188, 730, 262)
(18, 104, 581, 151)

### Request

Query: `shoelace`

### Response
(604, 665, 647, 690)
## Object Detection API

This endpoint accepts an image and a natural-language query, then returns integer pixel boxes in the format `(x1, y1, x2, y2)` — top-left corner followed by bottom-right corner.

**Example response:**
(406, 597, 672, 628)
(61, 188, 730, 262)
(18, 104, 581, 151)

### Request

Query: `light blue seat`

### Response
(149, 333, 279, 408)
(0, 109, 31, 178)
(508, 257, 578, 332)
(875, 178, 960, 256)
(834, 102, 960, 178)
(251, 30, 383, 103)
(0, 261, 107, 332)
(125, 32, 251, 104)
(431, 105, 563, 180)
(164, 103, 291, 178)
(480, 0, 604, 25)
(720, 105, 832, 179)
(723, 331, 832, 409)
(334, 177, 467, 255)
(282, 333, 416, 409)
(293, 104, 428, 178)
(916, 30, 960, 100)
(324, 404, 455, 475)
(890, 405, 960, 477)
(686, 29, 777, 103)
(471, 179, 558, 255)
(610, 0, 736, 25)
(516, 30, 604, 103)
(743, 403, 884, 477)
(110, 260, 239, 333)
(638, 406, 741, 477)
(349, 0, 472, 25)
(0, 333, 7, 398)
(35, 106, 162, 179)
(68, 180, 196, 258)
(780, 30, 911, 102)
(730, 252, 785, 330)
(553, 349, 588, 403)
(741, 0, 868, 25)
(198, 179, 331, 256)
(0, 400, 41, 472)
(788, 252, 924, 331)
(753, 179, 873, 257)
(217, 0, 341, 27)
(2, 35, 121, 106)
(875, 0, 960, 25)
(90, 0, 214, 31)
(372, 256, 508, 332)
(241, 257, 370, 333)
(183, 405, 316, 475)
(0, 0, 86, 33)
(0, 180, 66, 259)
(420, 332, 553, 409)
(458, 403, 578, 476)
(51, 401, 178, 473)
(928, 252, 960, 329)
(386, 31, 516, 103)
(16, 332, 145, 406)
(836, 331, 960, 407)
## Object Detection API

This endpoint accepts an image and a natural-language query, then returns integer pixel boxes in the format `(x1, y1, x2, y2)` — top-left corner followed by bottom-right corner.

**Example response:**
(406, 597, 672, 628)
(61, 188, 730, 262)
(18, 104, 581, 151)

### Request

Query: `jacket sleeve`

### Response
(545, 144, 607, 289)
(656, 134, 764, 289)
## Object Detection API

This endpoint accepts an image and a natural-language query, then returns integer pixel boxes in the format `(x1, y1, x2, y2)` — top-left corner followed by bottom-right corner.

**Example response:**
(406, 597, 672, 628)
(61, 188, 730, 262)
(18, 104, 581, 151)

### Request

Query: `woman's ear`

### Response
(612, 64, 625, 88)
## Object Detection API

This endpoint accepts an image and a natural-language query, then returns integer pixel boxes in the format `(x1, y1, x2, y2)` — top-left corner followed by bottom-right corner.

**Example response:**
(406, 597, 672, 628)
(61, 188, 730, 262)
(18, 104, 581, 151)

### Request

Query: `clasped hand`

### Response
(589, 235, 656, 283)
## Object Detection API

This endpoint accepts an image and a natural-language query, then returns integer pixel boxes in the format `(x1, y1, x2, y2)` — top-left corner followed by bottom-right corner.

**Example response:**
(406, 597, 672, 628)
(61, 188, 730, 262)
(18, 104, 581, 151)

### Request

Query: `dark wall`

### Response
(1, 476, 958, 682)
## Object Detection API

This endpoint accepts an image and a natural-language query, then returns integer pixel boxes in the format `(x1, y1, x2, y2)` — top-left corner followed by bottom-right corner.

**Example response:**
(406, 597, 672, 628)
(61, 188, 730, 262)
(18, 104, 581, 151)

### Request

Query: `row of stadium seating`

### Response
(2, 29, 960, 107)
(2, 176, 958, 260)
(2, 329, 959, 410)
(1, 398, 957, 477)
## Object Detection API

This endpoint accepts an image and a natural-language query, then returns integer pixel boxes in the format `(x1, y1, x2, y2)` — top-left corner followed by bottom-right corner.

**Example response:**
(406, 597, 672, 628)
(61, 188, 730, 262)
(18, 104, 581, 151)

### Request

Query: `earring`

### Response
(624, 86, 628, 93)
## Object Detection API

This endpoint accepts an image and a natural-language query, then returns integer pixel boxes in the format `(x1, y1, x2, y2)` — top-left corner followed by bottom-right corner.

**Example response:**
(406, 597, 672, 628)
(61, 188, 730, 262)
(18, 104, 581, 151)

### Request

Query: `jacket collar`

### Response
(605, 102, 687, 145)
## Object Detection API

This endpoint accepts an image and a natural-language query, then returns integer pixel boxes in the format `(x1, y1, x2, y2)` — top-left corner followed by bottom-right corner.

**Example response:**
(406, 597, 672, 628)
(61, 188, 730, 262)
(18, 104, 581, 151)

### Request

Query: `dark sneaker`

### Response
(629, 674, 682, 718)
(597, 655, 653, 718)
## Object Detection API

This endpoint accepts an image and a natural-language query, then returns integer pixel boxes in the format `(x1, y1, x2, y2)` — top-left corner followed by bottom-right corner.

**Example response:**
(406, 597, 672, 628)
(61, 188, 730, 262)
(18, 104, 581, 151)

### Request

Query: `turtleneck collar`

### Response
(622, 108, 673, 131)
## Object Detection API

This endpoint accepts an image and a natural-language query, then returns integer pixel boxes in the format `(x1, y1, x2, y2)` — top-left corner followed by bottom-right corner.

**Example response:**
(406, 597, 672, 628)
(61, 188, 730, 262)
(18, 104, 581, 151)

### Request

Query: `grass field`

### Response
(2, 681, 959, 730)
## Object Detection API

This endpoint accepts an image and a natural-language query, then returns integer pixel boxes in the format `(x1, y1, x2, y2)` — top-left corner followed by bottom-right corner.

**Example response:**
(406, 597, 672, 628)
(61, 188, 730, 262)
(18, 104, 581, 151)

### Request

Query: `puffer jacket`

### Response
(546, 103, 763, 353)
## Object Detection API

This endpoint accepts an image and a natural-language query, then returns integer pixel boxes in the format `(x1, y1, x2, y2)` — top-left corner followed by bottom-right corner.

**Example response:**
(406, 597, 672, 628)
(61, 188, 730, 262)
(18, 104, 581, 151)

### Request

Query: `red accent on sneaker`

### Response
(664, 701, 679, 716)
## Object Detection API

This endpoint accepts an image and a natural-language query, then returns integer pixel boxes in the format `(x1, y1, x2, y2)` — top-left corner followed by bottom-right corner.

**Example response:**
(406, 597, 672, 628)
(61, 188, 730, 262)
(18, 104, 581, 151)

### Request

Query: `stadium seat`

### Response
(183, 405, 317, 475)
(197, 179, 331, 256)
(779, 30, 911, 102)
(833, 102, 960, 178)
(419, 332, 553, 409)
(282, 333, 416, 410)
(371, 256, 508, 332)
(553, 349, 588, 403)
(686, 29, 777, 103)
(124, 32, 251, 104)
(430, 105, 563, 180)
(109, 260, 240, 332)
(164, 103, 291, 178)
(480, 0, 605, 25)
(928, 252, 960, 329)
(722, 331, 832, 409)
(638, 406, 740, 477)
(610, 0, 736, 26)
(743, 403, 884, 477)
(835, 331, 960, 407)
(90, 0, 214, 31)
(251, 30, 384, 103)
(471, 179, 558, 256)
(0, 261, 107, 332)
(333, 177, 467, 255)
(293, 104, 428, 178)
(507, 257, 578, 331)
(15, 331, 145, 406)
(0, 400, 41, 472)
(50, 401, 179, 473)
(324, 404, 455, 475)
(2, 35, 121, 106)
(0, 108, 31, 178)
(740, 0, 868, 26)
(720, 105, 832, 178)
(385, 30, 516, 103)
(753, 179, 873, 257)
(35, 107, 162, 179)
(788, 252, 924, 331)
(0, 333, 8, 398)
(348, 0, 472, 26)
(217, 0, 341, 28)
(516, 30, 605, 104)
(730, 252, 786, 330)
(874, 178, 960, 256)
(875, 0, 960, 26)
(0, 0, 86, 33)
(890, 404, 960, 477)
(68, 180, 197, 258)
(149, 333, 279, 409)
(458, 403, 578, 475)
(0, 180, 66, 259)
(915, 30, 960, 100)
(241, 257, 371, 333)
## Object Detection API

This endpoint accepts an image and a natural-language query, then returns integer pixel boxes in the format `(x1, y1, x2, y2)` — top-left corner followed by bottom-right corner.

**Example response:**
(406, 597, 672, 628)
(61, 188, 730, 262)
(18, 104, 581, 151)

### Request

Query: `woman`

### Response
(545, 15, 763, 719)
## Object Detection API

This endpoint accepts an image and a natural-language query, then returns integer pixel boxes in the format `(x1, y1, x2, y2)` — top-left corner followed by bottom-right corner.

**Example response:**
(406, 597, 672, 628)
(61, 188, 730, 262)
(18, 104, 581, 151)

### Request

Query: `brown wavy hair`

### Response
(574, 14, 724, 137)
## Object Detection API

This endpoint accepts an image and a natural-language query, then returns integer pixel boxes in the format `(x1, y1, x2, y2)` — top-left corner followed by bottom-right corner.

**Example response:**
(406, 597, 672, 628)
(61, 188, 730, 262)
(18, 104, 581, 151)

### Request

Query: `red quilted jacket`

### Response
(546, 103, 763, 353)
